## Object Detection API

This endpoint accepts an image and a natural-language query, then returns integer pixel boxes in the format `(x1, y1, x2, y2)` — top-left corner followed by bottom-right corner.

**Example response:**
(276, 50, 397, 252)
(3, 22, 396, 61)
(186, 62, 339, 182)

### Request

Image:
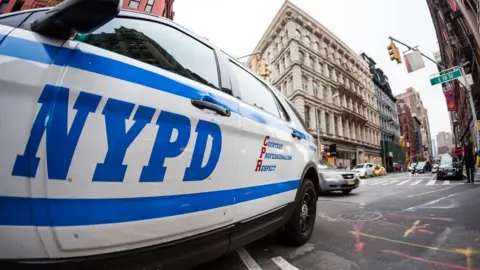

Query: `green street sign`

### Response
(430, 69, 462, 86)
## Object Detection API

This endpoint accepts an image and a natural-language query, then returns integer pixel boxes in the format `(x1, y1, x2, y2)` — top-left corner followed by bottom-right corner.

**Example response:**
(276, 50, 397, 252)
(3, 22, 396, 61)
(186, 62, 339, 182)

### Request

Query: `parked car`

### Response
(317, 160, 359, 194)
(0, 2, 320, 268)
(437, 155, 463, 180)
(412, 161, 429, 174)
(432, 163, 439, 173)
(352, 163, 375, 178)
(408, 162, 418, 172)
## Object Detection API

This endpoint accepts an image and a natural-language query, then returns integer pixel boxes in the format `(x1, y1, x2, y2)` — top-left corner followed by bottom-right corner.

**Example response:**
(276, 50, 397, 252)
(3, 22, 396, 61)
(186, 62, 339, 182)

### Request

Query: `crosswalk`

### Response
(359, 174, 480, 187)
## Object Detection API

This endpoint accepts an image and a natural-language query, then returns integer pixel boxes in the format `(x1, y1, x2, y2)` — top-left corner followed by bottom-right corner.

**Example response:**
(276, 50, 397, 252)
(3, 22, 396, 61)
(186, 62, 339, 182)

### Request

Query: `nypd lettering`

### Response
(12, 84, 222, 182)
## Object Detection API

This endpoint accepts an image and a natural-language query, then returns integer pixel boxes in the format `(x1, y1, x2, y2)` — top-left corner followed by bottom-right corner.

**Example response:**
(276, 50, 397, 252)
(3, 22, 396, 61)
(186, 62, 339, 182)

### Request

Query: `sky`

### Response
(174, 0, 450, 138)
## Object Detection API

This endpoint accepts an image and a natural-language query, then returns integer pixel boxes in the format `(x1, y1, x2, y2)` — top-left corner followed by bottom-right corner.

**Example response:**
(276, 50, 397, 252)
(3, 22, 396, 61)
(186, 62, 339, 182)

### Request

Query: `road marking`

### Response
(406, 186, 454, 198)
(404, 220, 429, 238)
(411, 180, 423, 185)
(381, 249, 480, 270)
(443, 180, 450, 185)
(426, 179, 436, 185)
(404, 191, 462, 211)
(237, 248, 263, 270)
(383, 180, 399, 185)
(352, 232, 478, 255)
(397, 180, 411, 185)
(369, 180, 389, 186)
(271, 257, 299, 270)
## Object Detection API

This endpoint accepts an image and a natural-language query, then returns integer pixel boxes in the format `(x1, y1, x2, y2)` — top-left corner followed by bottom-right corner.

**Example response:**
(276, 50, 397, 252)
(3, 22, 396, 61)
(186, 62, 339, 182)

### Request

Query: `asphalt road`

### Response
(193, 171, 480, 270)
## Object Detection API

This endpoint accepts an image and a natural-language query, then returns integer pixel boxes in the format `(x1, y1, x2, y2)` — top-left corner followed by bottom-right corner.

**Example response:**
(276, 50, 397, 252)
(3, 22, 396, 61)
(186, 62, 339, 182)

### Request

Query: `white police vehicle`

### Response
(0, 0, 320, 269)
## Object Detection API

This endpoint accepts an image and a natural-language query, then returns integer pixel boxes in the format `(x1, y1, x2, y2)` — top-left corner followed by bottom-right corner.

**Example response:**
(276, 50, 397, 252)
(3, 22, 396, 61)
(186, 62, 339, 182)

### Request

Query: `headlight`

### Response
(320, 172, 343, 181)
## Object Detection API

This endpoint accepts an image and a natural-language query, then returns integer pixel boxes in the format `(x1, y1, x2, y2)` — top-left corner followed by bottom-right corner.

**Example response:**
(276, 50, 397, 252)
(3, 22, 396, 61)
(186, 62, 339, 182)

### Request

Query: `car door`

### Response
(367, 163, 374, 175)
(30, 15, 241, 258)
(0, 14, 72, 259)
(227, 59, 303, 222)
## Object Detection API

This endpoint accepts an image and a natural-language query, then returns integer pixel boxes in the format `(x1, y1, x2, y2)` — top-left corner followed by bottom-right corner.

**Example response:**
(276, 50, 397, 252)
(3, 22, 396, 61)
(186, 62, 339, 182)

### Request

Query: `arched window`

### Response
(295, 29, 301, 39)
(313, 42, 319, 51)
(304, 36, 311, 47)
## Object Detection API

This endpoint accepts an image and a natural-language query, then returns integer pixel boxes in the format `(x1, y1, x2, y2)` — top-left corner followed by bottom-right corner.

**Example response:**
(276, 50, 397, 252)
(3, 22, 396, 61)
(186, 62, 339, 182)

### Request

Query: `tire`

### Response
(364, 172, 367, 179)
(282, 178, 317, 246)
(342, 189, 352, 194)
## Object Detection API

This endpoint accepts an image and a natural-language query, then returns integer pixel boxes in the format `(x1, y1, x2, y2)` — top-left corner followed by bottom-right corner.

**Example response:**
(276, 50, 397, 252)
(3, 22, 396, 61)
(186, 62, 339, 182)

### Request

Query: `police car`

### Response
(0, 0, 320, 269)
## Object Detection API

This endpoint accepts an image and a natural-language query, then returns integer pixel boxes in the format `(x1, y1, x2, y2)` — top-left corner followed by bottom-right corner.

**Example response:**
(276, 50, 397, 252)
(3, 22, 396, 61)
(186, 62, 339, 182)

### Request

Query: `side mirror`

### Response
(31, 0, 120, 39)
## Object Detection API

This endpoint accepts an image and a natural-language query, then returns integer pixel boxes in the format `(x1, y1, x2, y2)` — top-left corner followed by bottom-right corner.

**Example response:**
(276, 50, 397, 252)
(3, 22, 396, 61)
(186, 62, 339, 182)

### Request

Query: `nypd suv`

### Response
(0, 0, 320, 268)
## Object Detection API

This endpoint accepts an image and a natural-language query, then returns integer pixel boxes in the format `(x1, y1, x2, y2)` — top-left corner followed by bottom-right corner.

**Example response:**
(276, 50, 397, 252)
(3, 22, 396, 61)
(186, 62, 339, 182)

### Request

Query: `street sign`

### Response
(430, 69, 462, 85)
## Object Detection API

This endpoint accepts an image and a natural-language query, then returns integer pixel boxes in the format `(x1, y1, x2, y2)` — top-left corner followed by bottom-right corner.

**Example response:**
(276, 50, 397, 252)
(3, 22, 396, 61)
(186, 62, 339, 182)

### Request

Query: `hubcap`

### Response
(300, 189, 314, 233)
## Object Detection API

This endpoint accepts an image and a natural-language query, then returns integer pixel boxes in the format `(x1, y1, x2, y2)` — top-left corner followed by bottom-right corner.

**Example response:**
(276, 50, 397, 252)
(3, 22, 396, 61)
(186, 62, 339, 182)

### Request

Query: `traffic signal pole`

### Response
(388, 36, 445, 69)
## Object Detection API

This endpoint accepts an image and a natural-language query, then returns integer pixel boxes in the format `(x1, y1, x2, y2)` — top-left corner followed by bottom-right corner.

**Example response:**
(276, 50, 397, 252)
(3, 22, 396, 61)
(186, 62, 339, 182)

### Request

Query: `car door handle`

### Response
(291, 132, 301, 140)
(191, 99, 231, 117)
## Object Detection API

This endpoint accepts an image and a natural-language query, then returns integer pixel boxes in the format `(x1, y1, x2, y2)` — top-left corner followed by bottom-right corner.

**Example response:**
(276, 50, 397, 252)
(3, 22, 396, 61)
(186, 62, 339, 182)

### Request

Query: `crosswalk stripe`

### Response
(271, 257, 299, 270)
(237, 248, 263, 270)
(442, 180, 450, 185)
(369, 180, 389, 186)
(426, 179, 436, 186)
(411, 180, 423, 185)
(397, 180, 411, 185)
(383, 180, 399, 185)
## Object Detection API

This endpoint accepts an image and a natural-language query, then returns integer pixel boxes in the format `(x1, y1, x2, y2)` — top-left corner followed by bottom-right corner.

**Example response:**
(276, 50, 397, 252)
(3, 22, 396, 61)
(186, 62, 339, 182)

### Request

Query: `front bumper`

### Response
(320, 178, 360, 192)
(437, 169, 463, 179)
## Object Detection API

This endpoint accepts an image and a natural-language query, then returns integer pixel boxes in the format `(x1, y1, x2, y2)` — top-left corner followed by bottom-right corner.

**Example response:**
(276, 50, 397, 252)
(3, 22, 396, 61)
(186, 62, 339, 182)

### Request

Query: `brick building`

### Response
(397, 99, 417, 163)
(426, 0, 480, 148)
(0, 0, 175, 19)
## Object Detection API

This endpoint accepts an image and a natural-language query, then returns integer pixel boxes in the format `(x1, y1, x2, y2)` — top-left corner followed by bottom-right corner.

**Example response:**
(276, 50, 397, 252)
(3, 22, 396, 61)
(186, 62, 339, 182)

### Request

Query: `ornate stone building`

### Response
(248, 1, 381, 167)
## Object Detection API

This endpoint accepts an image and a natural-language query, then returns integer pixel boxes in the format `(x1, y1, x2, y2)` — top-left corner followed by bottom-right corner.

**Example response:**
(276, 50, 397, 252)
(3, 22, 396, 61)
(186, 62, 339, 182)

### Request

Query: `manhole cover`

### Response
(338, 211, 382, 221)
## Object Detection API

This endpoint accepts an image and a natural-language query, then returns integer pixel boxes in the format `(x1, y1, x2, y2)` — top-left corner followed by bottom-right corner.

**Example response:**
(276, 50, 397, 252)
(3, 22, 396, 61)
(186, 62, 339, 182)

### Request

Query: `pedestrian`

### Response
(463, 137, 476, 184)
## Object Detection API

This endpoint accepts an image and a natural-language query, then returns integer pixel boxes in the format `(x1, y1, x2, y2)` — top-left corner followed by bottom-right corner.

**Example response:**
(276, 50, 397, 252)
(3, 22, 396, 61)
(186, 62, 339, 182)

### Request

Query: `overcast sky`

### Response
(174, 0, 450, 138)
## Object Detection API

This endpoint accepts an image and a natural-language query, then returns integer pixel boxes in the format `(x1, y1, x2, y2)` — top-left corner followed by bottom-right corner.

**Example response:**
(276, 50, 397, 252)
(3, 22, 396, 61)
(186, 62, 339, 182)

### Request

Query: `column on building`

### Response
(338, 116, 344, 137)
(318, 82, 324, 100)
(307, 76, 314, 96)
(320, 110, 326, 133)
(309, 106, 317, 131)
(330, 112, 335, 135)
(291, 65, 303, 92)
(286, 75, 293, 96)
(345, 118, 350, 139)
(352, 122, 357, 140)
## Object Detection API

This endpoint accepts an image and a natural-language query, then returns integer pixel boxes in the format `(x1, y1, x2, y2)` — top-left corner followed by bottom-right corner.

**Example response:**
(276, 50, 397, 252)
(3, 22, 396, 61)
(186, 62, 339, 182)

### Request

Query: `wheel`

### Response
(281, 179, 317, 246)
(342, 189, 352, 194)
(364, 172, 367, 179)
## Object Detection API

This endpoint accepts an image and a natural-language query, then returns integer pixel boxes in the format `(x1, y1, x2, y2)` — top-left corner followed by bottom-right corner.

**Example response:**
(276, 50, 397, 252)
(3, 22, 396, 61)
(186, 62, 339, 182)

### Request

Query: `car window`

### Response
(285, 100, 308, 130)
(355, 164, 364, 169)
(318, 160, 334, 169)
(19, 10, 48, 29)
(0, 12, 31, 27)
(229, 61, 282, 118)
(77, 17, 220, 89)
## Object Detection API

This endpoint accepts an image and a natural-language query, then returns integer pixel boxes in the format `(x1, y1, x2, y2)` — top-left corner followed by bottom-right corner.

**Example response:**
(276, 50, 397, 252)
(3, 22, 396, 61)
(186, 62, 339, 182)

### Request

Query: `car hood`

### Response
(317, 168, 353, 174)
(439, 163, 459, 169)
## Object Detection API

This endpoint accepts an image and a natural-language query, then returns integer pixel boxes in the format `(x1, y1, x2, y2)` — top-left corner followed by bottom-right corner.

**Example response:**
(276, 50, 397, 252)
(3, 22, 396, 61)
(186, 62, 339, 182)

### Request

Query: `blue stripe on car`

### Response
(0, 180, 300, 226)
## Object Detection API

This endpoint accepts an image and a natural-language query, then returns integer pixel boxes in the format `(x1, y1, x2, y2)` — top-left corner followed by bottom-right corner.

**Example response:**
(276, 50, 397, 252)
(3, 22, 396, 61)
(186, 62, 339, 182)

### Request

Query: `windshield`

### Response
(318, 160, 334, 169)
(417, 162, 426, 167)
(441, 157, 453, 165)
(354, 164, 365, 169)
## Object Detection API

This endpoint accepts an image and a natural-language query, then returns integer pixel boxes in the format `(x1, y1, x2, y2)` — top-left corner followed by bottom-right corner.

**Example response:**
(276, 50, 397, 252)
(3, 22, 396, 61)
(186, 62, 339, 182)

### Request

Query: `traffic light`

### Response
(387, 42, 402, 64)
(259, 62, 270, 78)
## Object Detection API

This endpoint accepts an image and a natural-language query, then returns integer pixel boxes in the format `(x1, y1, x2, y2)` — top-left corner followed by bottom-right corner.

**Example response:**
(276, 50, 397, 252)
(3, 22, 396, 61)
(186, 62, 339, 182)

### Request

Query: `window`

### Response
(304, 106, 310, 128)
(78, 18, 219, 89)
(334, 116, 338, 135)
(304, 36, 311, 47)
(229, 61, 283, 118)
(286, 101, 308, 130)
(325, 112, 330, 134)
(0, 12, 32, 27)
(145, 0, 155, 12)
(128, 0, 140, 9)
(20, 10, 48, 29)
(295, 29, 301, 40)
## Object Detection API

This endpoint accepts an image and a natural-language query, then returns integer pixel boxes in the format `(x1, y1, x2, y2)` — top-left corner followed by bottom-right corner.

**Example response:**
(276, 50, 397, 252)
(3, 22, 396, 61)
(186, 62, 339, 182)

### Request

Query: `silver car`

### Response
(318, 160, 359, 194)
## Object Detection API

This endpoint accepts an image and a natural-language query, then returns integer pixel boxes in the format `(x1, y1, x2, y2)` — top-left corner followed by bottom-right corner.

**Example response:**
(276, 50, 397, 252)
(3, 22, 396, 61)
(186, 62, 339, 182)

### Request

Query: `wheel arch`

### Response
(297, 162, 320, 198)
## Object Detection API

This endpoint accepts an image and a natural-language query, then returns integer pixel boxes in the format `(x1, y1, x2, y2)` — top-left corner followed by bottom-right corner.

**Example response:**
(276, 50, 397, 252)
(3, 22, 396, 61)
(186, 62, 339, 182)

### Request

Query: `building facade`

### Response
(413, 115, 424, 159)
(436, 131, 455, 152)
(426, 0, 479, 149)
(397, 99, 417, 163)
(248, 1, 382, 168)
(361, 53, 405, 171)
(432, 138, 437, 157)
(395, 87, 433, 161)
(0, 0, 175, 19)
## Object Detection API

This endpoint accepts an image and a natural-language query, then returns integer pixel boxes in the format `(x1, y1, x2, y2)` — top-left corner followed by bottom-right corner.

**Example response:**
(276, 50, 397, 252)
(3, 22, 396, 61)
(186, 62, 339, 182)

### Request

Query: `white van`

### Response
(0, 0, 320, 268)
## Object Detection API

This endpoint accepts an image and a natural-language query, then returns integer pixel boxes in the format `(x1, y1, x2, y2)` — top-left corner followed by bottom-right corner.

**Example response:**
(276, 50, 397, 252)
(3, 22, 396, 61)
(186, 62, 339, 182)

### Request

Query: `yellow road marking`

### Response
(353, 231, 477, 256)
(404, 220, 429, 238)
